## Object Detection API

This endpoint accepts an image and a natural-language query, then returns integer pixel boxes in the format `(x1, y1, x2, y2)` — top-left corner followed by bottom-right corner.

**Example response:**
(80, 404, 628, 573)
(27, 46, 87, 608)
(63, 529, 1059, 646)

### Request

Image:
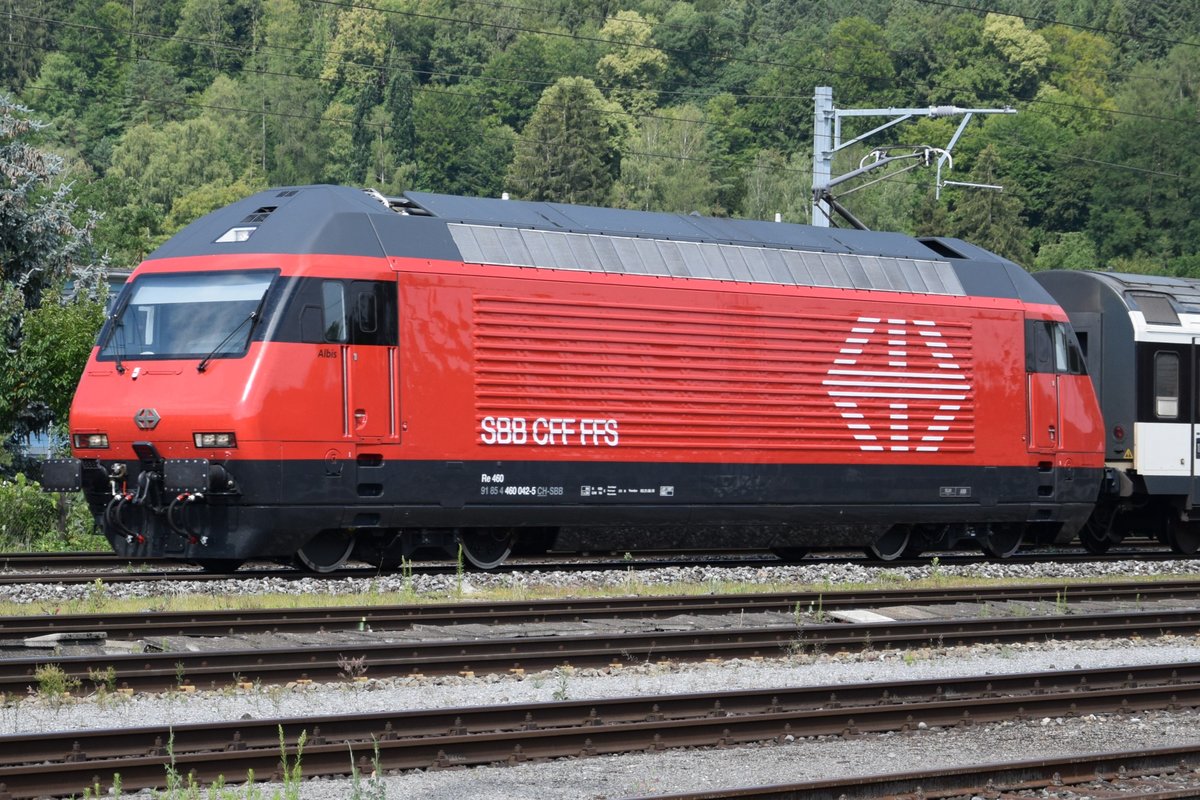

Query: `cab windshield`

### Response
(99, 270, 277, 361)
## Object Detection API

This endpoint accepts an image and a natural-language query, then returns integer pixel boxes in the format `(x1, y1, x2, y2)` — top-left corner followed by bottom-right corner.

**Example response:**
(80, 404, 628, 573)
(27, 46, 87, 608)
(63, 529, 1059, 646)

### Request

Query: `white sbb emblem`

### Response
(824, 316, 970, 452)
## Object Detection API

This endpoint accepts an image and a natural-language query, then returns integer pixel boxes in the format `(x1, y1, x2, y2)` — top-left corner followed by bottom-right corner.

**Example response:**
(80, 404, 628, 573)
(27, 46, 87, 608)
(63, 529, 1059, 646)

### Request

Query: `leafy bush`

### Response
(0, 475, 106, 551)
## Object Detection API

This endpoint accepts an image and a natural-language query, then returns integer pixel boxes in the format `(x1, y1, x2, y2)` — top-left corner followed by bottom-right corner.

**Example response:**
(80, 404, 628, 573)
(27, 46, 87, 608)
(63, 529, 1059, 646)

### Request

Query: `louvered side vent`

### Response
(473, 296, 975, 453)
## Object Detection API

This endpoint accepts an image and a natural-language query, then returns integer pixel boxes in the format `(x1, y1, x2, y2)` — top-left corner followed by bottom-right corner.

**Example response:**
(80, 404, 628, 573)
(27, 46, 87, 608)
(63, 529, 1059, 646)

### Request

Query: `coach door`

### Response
(1193, 338, 1200, 500)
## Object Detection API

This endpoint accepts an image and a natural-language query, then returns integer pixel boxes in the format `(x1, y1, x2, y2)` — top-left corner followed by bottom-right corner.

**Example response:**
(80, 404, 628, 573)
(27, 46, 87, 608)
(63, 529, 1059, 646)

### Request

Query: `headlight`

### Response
(193, 432, 237, 448)
(73, 433, 110, 449)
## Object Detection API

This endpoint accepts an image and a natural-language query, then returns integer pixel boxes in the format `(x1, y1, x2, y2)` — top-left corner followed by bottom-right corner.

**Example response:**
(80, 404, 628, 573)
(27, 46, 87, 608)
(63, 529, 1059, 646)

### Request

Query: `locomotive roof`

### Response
(147, 184, 1057, 304)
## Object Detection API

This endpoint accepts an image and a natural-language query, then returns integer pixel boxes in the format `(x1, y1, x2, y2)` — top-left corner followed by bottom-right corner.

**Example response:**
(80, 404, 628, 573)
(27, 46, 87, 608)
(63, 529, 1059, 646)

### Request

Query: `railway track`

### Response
(2, 578, 1200, 640)
(633, 745, 1200, 799)
(0, 544, 1191, 585)
(4, 605, 1200, 694)
(2, 662, 1199, 798)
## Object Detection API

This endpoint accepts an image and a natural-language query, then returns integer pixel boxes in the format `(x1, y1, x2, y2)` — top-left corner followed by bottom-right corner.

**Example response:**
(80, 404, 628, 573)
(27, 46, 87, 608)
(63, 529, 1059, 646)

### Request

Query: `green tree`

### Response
(253, 0, 332, 186)
(169, 0, 256, 82)
(507, 77, 630, 205)
(1086, 44, 1200, 263)
(1, 0, 70, 92)
(981, 13, 1050, 99)
(739, 149, 811, 224)
(413, 88, 511, 197)
(320, 4, 389, 101)
(595, 10, 668, 117)
(1034, 232, 1100, 272)
(478, 33, 555, 131)
(824, 17, 897, 105)
(612, 104, 718, 214)
(24, 0, 133, 166)
(945, 145, 1033, 266)
(0, 95, 106, 473)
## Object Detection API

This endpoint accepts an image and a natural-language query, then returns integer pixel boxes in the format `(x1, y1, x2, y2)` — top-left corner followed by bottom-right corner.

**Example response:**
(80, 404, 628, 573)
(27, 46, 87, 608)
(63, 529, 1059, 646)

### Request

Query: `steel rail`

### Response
(629, 745, 1200, 799)
(3, 579, 1200, 639)
(0, 544, 1190, 583)
(1, 663, 1199, 798)
(4, 607, 1200, 694)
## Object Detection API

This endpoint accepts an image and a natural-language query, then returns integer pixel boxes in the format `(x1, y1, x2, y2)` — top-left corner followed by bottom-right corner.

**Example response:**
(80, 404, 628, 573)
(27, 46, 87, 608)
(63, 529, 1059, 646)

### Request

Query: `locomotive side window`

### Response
(357, 292, 377, 334)
(1052, 323, 1087, 375)
(321, 281, 348, 343)
(1025, 321, 1086, 375)
(1154, 352, 1180, 418)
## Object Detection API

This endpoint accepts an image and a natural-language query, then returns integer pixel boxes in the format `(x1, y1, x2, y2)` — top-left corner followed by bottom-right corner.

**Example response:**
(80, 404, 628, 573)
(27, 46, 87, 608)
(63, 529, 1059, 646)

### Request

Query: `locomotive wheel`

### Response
(1079, 504, 1120, 555)
(194, 559, 244, 573)
(771, 547, 809, 563)
(456, 527, 516, 570)
(980, 524, 1023, 559)
(1166, 518, 1200, 556)
(295, 530, 356, 573)
(865, 526, 910, 561)
(1079, 531, 1112, 554)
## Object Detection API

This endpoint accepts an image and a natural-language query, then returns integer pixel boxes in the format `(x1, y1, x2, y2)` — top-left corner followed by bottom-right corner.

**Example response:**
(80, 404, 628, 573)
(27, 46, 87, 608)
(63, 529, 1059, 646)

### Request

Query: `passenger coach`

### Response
(1037, 270, 1200, 554)
(44, 186, 1106, 570)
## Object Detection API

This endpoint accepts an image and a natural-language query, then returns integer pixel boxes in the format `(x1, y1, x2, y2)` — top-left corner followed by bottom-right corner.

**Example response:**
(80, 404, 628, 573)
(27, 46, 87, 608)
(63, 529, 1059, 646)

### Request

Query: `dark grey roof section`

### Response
(143, 184, 1047, 303)
(1038, 270, 1200, 316)
(146, 186, 409, 260)
(448, 222, 965, 295)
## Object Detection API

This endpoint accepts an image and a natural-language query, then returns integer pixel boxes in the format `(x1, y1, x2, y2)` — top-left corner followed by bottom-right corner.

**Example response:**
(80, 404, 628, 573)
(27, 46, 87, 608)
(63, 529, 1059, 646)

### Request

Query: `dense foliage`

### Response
(3, 0, 1198, 272)
(2, 0, 1200, 470)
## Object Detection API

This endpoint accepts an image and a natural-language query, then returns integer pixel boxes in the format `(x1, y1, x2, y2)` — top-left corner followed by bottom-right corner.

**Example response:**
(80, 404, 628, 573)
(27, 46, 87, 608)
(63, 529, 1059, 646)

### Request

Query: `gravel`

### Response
(4, 556, 1200, 798)
(3, 554, 1200, 606)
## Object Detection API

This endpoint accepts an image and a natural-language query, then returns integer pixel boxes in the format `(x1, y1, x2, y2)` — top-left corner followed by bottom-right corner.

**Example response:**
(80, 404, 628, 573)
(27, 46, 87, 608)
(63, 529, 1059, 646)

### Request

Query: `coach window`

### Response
(1131, 293, 1180, 325)
(322, 281, 347, 343)
(1154, 352, 1180, 419)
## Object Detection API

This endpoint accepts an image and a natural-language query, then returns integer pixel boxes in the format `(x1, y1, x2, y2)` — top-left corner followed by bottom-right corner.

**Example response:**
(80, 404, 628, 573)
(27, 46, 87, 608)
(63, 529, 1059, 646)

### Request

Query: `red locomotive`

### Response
(42, 186, 1106, 570)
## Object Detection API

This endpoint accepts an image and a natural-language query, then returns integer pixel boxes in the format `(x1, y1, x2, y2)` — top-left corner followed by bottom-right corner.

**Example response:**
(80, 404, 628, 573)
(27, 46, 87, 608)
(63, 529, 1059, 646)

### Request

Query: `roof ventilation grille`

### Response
(918, 238, 965, 260)
(240, 206, 277, 224)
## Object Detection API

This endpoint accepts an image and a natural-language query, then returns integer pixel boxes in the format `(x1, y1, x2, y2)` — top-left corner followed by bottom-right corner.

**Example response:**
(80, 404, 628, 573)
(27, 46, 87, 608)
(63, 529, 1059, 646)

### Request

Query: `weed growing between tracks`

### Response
(75, 727, 319, 800)
(349, 739, 387, 800)
(34, 663, 80, 706)
(69, 726, 396, 800)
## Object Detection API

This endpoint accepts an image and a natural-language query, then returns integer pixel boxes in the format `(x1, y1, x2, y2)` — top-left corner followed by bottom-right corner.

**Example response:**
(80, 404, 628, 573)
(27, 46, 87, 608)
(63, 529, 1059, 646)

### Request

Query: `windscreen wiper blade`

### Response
(197, 313, 254, 373)
(98, 315, 126, 375)
(196, 294, 269, 373)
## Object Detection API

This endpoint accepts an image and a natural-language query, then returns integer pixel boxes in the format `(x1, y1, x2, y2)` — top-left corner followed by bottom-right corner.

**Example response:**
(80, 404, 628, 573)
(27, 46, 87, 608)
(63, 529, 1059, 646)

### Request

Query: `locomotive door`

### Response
(345, 280, 398, 444)
(1026, 319, 1062, 453)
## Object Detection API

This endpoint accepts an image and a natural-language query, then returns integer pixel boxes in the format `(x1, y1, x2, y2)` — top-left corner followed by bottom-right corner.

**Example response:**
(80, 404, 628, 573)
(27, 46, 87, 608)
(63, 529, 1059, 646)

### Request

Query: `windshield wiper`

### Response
(197, 295, 269, 373)
(98, 315, 126, 374)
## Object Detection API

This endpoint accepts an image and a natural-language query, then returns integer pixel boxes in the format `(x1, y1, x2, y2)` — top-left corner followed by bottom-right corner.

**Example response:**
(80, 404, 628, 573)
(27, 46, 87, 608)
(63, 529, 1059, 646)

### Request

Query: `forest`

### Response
(1, 0, 1199, 487)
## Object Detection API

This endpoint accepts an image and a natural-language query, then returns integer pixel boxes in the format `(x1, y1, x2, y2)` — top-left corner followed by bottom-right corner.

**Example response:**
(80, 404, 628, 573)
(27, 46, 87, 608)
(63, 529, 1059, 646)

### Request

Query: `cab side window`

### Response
(321, 281, 347, 343)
